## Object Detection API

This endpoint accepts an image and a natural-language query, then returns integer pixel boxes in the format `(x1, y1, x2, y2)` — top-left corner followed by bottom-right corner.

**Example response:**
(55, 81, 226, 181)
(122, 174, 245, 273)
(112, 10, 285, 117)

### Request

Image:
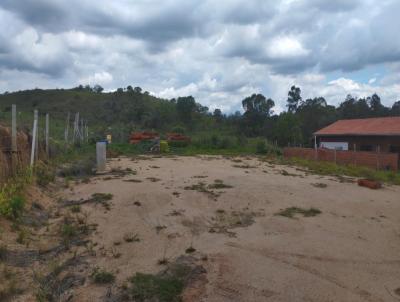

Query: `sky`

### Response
(0, 0, 400, 113)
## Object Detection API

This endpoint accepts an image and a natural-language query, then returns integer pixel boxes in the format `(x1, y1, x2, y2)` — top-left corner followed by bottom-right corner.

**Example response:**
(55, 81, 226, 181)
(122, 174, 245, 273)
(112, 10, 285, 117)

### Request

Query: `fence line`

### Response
(0, 104, 90, 184)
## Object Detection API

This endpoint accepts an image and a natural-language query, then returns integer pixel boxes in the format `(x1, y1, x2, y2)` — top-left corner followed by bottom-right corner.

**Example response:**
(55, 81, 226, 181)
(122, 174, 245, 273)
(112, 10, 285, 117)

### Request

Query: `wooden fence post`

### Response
(45, 113, 49, 156)
(11, 104, 17, 152)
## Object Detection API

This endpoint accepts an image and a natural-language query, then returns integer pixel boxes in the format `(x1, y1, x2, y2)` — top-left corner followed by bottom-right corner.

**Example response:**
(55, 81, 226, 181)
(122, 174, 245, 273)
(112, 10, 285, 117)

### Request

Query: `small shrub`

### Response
(35, 162, 55, 186)
(256, 140, 267, 154)
(70, 205, 81, 213)
(91, 267, 115, 284)
(130, 272, 184, 302)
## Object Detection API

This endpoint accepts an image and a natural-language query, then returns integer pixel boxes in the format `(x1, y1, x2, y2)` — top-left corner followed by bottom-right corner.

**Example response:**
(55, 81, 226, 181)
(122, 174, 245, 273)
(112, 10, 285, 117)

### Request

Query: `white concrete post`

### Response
(30, 119, 38, 166)
(34, 110, 39, 161)
(96, 142, 107, 171)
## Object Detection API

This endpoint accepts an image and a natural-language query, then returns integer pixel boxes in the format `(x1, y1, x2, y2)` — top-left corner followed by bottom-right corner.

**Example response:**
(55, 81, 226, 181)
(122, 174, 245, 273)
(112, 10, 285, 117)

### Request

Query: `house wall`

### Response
(283, 147, 399, 171)
(317, 136, 400, 153)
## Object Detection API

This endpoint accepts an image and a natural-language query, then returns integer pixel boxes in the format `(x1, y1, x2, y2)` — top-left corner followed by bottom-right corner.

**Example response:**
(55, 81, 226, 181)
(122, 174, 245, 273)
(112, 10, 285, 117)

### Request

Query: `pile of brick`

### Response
(129, 131, 159, 144)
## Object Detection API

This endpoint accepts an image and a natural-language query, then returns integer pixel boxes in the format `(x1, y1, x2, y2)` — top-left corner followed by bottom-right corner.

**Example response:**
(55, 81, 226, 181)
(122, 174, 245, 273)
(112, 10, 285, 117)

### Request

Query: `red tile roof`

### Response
(314, 117, 400, 136)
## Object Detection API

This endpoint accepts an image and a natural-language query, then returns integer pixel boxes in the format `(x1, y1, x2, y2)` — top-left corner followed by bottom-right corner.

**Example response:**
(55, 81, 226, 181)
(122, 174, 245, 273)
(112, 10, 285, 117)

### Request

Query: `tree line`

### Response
(1, 85, 399, 147)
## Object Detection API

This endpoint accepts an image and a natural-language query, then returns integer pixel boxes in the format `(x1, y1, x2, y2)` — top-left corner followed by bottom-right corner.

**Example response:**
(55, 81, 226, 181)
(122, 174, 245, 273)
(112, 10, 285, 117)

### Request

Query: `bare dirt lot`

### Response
(58, 155, 400, 302)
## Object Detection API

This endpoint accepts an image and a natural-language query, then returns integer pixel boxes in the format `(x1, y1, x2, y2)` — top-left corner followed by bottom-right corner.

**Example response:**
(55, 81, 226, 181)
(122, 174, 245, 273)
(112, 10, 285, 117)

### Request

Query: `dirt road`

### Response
(64, 155, 400, 301)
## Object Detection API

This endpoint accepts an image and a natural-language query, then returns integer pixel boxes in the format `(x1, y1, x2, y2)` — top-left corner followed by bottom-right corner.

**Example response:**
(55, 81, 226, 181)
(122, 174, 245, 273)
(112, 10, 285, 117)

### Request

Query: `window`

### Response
(360, 145, 374, 151)
(390, 145, 400, 153)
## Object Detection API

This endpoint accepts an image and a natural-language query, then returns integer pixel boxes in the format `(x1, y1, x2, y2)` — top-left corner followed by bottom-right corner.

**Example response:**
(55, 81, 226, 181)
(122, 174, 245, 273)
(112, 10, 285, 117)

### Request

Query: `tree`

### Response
(176, 96, 196, 125)
(274, 112, 303, 146)
(133, 87, 142, 94)
(242, 94, 275, 116)
(126, 85, 133, 92)
(391, 101, 400, 116)
(297, 97, 336, 145)
(241, 94, 275, 136)
(213, 108, 223, 124)
(287, 86, 302, 113)
(367, 93, 388, 116)
(93, 84, 104, 93)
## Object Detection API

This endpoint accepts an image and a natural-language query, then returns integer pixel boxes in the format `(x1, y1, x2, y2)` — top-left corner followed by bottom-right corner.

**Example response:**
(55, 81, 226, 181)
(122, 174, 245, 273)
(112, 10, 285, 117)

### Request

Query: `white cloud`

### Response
(79, 71, 113, 86)
(266, 36, 310, 59)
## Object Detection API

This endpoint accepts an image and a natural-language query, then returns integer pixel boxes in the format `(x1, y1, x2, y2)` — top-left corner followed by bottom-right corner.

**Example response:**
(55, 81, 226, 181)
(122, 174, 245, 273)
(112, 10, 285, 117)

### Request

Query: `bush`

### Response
(91, 267, 115, 284)
(35, 162, 55, 186)
(171, 126, 185, 134)
(130, 272, 184, 302)
(256, 140, 267, 154)
(0, 169, 31, 220)
(58, 158, 95, 178)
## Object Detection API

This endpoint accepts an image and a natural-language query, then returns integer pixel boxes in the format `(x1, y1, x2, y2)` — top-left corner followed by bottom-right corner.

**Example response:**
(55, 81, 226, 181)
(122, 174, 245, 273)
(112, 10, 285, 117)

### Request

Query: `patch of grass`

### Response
(146, 177, 161, 182)
(155, 225, 167, 234)
(58, 158, 96, 179)
(70, 205, 81, 213)
(279, 169, 301, 177)
(276, 207, 321, 218)
(60, 223, 78, 244)
(157, 258, 169, 265)
(123, 233, 140, 243)
(91, 267, 115, 284)
(0, 177, 28, 219)
(90, 193, 113, 210)
(232, 164, 256, 169)
(123, 179, 143, 183)
(311, 183, 328, 188)
(130, 272, 184, 302)
(278, 157, 400, 185)
(208, 179, 233, 189)
(16, 228, 29, 245)
(185, 246, 196, 254)
(91, 193, 113, 203)
(184, 181, 221, 199)
(35, 161, 56, 186)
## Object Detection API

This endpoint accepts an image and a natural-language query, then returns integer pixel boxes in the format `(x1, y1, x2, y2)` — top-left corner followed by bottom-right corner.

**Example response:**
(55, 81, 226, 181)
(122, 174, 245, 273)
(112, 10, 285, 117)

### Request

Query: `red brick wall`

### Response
(283, 147, 399, 171)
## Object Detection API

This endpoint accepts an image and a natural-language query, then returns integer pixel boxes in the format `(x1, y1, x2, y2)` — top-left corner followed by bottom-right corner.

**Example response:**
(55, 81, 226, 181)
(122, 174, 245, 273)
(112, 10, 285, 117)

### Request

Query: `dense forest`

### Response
(0, 85, 399, 147)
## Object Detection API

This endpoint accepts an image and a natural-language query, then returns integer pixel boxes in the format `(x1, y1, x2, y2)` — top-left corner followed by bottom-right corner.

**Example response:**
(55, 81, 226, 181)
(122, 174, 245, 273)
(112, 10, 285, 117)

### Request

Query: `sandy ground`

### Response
(62, 155, 400, 302)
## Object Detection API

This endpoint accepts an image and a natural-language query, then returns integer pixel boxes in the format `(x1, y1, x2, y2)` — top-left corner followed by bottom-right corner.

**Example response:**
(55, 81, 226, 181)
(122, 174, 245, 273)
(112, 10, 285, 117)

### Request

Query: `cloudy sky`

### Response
(0, 0, 400, 113)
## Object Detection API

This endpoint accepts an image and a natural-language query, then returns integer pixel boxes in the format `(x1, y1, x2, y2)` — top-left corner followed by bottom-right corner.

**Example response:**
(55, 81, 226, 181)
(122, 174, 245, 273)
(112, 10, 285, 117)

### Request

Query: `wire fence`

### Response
(0, 104, 90, 185)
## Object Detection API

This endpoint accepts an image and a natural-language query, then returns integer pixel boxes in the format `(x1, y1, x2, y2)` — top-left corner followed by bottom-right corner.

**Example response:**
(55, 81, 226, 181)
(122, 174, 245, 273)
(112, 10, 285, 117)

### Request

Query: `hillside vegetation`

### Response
(1, 85, 399, 147)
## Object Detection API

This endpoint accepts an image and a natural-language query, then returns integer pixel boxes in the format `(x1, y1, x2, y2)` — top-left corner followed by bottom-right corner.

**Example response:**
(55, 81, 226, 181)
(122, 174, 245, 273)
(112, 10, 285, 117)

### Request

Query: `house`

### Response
(314, 117, 400, 154)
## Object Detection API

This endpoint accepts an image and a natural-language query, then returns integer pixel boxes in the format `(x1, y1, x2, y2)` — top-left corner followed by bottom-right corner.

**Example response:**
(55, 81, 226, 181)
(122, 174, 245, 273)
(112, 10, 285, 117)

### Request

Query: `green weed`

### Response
(276, 207, 321, 218)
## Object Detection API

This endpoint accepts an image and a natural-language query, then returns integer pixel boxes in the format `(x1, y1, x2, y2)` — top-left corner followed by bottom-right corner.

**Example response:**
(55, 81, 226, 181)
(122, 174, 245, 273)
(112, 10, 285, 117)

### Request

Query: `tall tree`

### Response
(176, 96, 197, 126)
(241, 94, 275, 136)
(391, 101, 400, 116)
(287, 86, 302, 113)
